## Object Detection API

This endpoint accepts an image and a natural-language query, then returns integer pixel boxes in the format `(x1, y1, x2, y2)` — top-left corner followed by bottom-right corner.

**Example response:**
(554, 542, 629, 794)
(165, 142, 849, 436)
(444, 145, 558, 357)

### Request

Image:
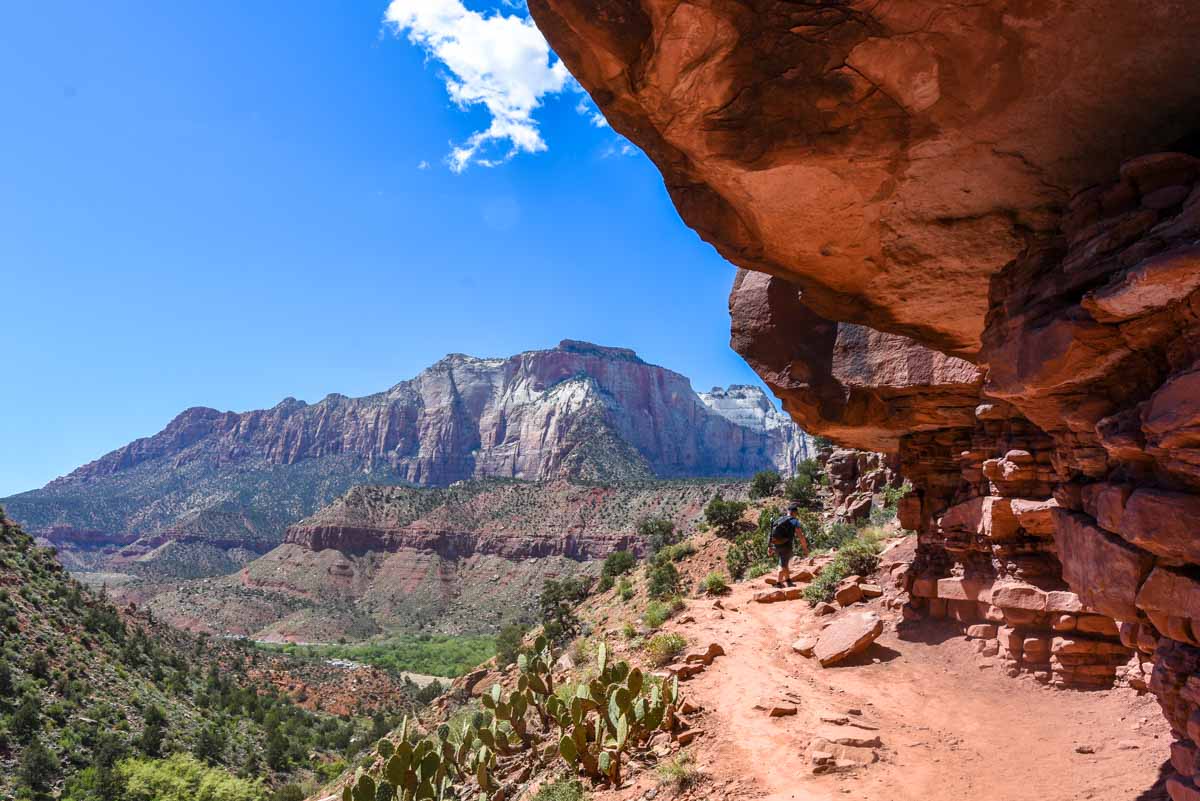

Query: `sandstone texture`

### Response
(530, 0, 1200, 790)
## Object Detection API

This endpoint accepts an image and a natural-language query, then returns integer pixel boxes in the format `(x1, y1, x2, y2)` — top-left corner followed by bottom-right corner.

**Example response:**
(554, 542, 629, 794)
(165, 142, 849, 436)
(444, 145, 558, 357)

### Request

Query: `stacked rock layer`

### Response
(529, 1, 1200, 795)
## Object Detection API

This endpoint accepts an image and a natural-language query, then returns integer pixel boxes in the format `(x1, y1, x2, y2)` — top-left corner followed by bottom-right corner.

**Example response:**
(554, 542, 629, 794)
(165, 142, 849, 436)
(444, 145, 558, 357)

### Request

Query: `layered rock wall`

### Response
(530, 1, 1200, 794)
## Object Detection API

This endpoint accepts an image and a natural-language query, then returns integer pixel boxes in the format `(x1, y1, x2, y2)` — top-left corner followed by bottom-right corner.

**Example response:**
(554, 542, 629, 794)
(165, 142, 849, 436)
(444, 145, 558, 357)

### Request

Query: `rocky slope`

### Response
(137, 478, 748, 641)
(530, 3, 1200, 797)
(0, 506, 416, 800)
(4, 341, 807, 578)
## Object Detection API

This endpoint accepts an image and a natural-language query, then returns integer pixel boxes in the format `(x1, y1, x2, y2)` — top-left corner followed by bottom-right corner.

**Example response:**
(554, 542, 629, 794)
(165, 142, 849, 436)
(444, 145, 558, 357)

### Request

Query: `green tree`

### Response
(193, 723, 226, 765)
(782, 474, 820, 510)
(748, 470, 781, 500)
(494, 623, 526, 668)
(636, 517, 677, 555)
(538, 577, 591, 643)
(139, 705, 167, 757)
(704, 494, 748, 538)
(265, 729, 290, 771)
(18, 740, 60, 799)
(0, 659, 13, 697)
(11, 692, 42, 739)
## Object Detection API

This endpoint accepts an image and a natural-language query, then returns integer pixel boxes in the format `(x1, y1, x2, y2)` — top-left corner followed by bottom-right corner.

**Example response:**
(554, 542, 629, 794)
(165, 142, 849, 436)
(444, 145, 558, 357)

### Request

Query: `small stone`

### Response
(814, 602, 837, 616)
(1075, 744, 1095, 754)
(769, 705, 798, 717)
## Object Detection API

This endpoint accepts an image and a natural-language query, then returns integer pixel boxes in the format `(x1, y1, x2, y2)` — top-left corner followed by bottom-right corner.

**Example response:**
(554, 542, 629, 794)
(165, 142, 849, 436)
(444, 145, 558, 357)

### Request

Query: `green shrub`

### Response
(602, 551, 637, 579)
(654, 542, 696, 564)
(699, 573, 728, 596)
(748, 470, 781, 500)
(621, 622, 637, 640)
(532, 776, 586, 801)
(637, 518, 678, 556)
(809, 519, 857, 553)
(495, 624, 527, 668)
(704, 495, 747, 538)
(643, 600, 677, 630)
(726, 507, 775, 580)
(117, 754, 263, 801)
(617, 578, 635, 602)
(803, 533, 883, 605)
(644, 633, 687, 667)
(270, 785, 305, 801)
(746, 562, 773, 580)
(646, 561, 680, 600)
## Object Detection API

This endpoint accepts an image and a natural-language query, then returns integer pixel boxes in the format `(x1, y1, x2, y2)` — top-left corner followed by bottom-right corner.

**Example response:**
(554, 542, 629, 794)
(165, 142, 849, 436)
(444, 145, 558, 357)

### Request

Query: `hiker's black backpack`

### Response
(769, 514, 794, 547)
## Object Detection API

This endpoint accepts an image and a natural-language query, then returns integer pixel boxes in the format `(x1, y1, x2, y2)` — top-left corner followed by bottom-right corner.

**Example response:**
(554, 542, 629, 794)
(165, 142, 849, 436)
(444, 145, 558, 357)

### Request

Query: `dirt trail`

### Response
(630, 577, 1172, 801)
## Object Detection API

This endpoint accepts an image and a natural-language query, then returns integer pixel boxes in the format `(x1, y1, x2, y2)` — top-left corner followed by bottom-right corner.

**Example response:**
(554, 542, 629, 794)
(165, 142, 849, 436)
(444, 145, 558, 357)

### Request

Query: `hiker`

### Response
(768, 503, 810, 587)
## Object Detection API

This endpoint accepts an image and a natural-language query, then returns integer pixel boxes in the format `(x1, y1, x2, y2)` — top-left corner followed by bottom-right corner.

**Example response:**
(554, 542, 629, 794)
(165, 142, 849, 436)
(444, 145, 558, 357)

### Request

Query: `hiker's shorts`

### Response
(775, 543, 793, 569)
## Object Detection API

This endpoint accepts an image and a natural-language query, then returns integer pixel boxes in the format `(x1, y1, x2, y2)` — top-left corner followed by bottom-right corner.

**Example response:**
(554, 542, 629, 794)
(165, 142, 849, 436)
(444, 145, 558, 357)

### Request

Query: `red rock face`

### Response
(531, 0, 1200, 789)
(530, 0, 1200, 356)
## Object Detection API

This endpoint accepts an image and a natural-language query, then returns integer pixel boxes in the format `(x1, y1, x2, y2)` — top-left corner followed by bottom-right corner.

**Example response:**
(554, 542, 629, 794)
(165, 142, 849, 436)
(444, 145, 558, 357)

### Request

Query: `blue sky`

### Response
(0, 1, 764, 497)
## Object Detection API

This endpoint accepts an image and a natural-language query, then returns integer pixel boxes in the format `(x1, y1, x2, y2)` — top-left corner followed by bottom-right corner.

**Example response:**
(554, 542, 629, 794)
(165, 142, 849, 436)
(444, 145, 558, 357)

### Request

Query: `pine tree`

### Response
(11, 692, 41, 739)
(18, 740, 60, 798)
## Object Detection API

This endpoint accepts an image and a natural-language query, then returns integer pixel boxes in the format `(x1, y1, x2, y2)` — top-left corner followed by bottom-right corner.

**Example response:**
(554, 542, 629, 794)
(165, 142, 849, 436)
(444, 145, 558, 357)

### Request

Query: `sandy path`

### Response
(622, 578, 1172, 801)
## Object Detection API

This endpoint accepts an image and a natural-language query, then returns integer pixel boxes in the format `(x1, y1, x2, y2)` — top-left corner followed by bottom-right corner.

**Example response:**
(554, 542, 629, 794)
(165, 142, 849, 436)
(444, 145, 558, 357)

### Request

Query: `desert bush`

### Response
(658, 752, 701, 794)
(643, 599, 679, 629)
(803, 532, 883, 605)
(533, 776, 587, 801)
(495, 624, 527, 668)
(809, 519, 857, 553)
(654, 542, 696, 564)
(699, 573, 728, 596)
(748, 470, 781, 500)
(637, 518, 678, 556)
(726, 507, 775, 580)
(646, 561, 680, 600)
(644, 633, 687, 667)
(602, 550, 636, 579)
(704, 494, 747, 538)
(617, 578, 635, 602)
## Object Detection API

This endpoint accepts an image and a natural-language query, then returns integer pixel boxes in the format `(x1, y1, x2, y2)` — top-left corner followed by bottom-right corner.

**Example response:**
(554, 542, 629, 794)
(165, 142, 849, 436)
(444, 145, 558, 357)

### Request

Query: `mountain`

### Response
(2, 340, 808, 578)
(135, 477, 750, 642)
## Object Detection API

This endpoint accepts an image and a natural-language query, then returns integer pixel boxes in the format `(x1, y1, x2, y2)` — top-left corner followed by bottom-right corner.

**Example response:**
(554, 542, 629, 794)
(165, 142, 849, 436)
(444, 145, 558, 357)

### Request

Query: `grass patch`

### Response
(658, 752, 701, 794)
(643, 597, 685, 629)
(644, 633, 687, 667)
(745, 562, 773, 580)
(255, 633, 496, 678)
(533, 776, 587, 801)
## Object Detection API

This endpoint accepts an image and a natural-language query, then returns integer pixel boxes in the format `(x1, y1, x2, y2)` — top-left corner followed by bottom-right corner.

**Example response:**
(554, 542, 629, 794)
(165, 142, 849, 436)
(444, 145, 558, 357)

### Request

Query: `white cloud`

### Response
(385, 0, 571, 173)
(417, 160, 430, 170)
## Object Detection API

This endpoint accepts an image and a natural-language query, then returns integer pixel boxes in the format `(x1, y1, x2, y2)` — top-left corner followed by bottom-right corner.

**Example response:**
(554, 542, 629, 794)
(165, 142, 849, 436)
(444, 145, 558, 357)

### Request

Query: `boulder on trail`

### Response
(814, 602, 837, 616)
(792, 636, 817, 657)
(814, 611, 885, 667)
(835, 579, 864, 607)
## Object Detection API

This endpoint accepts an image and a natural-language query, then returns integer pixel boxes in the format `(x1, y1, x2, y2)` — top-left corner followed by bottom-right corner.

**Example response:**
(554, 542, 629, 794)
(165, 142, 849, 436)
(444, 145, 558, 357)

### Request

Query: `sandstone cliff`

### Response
(530, 1, 1200, 795)
(4, 340, 807, 575)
